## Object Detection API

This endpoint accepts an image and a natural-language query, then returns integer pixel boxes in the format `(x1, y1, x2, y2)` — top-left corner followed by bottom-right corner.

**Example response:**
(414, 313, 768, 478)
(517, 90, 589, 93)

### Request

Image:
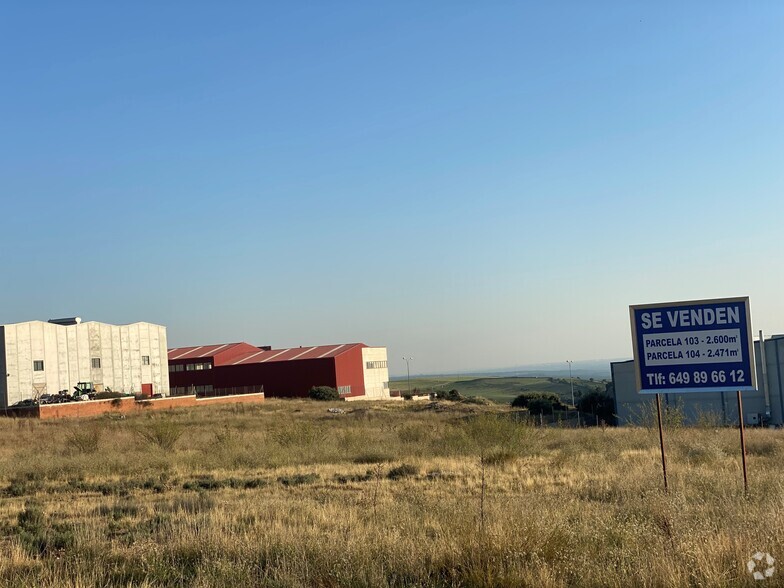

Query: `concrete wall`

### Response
(359, 347, 390, 400)
(1, 321, 169, 407)
(755, 337, 784, 426)
(612, 357, 770, 427)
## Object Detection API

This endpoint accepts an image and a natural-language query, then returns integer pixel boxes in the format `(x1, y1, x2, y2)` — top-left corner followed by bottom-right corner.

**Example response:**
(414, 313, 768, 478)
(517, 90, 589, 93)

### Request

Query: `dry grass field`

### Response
(0, 399, 782, 587)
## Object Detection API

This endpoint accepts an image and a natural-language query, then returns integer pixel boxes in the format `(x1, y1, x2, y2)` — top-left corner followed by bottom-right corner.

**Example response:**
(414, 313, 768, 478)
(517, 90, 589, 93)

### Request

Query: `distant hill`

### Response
(388, 374, 608, 405)
(395, 359, 625, 382)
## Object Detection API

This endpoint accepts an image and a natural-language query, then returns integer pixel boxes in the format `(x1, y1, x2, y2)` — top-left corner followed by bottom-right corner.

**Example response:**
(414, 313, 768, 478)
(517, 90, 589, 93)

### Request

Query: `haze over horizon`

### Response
(2, 3, 782, 376)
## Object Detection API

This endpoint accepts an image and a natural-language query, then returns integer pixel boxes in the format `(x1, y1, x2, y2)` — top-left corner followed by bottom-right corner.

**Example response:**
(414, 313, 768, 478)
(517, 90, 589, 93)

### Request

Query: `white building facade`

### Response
(358, 346, 391, 400)
(0, 319, 170, 407)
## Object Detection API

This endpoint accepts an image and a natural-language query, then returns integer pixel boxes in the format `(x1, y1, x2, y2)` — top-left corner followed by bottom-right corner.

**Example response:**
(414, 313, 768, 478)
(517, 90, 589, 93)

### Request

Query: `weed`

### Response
(135, 419, 183, 450)
(97, 501, 140, 520)
(745, 437, 781, 457)
(66, 423, 103, 453)
(170, 492, 214, 514)
(15, 501, 74, 556)
(484, 449, 517, 466)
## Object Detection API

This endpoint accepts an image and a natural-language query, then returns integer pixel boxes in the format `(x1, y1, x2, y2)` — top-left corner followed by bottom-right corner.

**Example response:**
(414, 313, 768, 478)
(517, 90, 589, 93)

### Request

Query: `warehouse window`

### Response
(175, 364, 184, 372)
(383, 381, 389, 389)
(142, 356, 150, 365)
(186, 364, 195, 371)
(338, 385, 351, 396)
(366, 361, 387, 369)
(91, 358, 101, 369)
(33, 360, 44, 372)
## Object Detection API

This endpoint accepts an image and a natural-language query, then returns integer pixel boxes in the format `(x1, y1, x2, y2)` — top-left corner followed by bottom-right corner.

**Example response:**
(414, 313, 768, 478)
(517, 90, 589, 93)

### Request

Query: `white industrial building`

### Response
(0, 318, 170, 407)
(359, 347, 392, 400)
(611, 335, 784, 426)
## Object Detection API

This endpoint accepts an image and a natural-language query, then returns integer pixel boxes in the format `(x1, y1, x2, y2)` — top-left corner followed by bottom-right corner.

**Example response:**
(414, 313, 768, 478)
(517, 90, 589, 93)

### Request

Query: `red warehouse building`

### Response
(167, 342, 391, 400)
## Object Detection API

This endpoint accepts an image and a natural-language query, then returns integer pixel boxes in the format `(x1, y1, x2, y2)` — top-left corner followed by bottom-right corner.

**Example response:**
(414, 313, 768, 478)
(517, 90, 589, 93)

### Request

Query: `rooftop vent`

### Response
(48, 317, 82, 326)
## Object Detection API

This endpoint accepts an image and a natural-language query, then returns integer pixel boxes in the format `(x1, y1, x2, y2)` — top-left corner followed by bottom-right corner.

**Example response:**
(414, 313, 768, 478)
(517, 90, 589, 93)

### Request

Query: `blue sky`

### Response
(2, 2, 782, 375)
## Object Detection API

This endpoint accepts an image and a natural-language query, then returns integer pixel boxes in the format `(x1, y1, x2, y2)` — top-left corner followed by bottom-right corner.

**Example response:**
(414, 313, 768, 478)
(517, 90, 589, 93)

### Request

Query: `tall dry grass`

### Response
(0, 399, 780, 586)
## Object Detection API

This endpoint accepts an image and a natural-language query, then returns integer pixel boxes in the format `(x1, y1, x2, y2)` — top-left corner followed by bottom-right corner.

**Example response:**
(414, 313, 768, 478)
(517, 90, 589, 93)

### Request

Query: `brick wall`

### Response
(3, 393, 265, 420)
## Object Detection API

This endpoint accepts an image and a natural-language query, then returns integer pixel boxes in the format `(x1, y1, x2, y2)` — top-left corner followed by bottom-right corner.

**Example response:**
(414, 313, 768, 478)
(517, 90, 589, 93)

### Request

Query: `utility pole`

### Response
(403, 357, 413, 396)
(566, 360, 575, 407)
(567, 360, 579, 427)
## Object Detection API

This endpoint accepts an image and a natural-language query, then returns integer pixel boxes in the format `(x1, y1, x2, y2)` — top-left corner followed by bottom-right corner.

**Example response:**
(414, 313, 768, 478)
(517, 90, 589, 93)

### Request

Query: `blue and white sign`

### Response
(630, 297, 757, 394)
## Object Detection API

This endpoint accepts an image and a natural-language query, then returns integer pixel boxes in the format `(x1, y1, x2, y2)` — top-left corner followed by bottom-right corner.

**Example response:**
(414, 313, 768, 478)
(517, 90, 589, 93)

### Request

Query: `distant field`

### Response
(389, 375, 607, 404)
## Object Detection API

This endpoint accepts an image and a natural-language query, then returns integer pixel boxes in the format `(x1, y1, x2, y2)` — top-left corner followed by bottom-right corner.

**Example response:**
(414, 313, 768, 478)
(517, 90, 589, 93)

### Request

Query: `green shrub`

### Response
(182, 476, 267, 491)
(183, 476, 224, 491)
(278, 473, 320, 487)
(435, 389, 462, 401)
(577, 391, 615, 423)
(464, 413, 529, 464)
(387, 463, 419, 480)
(512, 392, 568, 414)
(6, 477, 42, 497)
(309, 386, 340, 401)
(94, 391, 126, 400)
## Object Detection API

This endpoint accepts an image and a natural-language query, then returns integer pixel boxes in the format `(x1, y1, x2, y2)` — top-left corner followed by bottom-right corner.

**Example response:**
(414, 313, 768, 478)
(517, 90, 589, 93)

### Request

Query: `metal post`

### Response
(737, 390, 749, 496)
(656, 393, 668, 493)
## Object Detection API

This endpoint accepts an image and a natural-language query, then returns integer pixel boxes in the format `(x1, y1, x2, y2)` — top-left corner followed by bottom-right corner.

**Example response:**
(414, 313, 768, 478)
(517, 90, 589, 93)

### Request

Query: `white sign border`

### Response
(629, 296, 757, 394)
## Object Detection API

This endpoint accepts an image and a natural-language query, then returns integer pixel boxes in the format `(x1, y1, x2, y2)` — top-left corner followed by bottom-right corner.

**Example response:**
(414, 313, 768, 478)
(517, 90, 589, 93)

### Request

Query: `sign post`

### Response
(737, 391, 748, 495)
(655, 393, 668, 492)
(630, 297, 756, 493)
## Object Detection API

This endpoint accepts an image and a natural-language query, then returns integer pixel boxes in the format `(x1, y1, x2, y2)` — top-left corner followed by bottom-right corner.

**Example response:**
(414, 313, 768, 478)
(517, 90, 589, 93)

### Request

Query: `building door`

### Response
(141, 383, 154, 397)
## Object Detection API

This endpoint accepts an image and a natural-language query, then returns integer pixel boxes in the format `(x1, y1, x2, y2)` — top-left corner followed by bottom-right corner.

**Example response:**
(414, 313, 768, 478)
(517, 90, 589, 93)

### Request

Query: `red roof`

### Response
(167, 342, 366, 366)
(167, 342, 259, 364)
(230, 343, 365, 365)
